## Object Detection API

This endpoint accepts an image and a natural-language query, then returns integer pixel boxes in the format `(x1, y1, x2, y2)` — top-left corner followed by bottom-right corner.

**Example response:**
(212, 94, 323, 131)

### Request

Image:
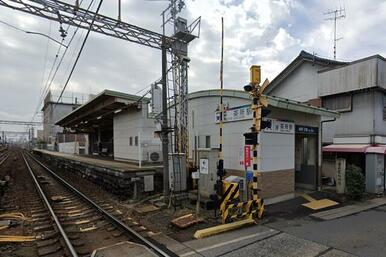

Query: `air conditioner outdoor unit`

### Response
(148, 151, 162, 162)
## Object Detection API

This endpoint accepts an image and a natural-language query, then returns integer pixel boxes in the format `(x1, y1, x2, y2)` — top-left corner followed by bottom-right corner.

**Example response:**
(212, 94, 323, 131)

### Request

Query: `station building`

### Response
(55, 88, 338, 203)
(42, 91, 82, 150)
(56, 90, 162, 164)
(187, 89, 338, 203)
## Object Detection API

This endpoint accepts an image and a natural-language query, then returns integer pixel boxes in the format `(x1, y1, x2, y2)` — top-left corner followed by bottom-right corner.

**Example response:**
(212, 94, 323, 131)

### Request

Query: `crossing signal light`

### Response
(244, 132, 258, 145)
(260, 108, 272, 130)
(261, 119, 272, 130)
(243, 83, 254, 92)
(261, 108, 271, 117)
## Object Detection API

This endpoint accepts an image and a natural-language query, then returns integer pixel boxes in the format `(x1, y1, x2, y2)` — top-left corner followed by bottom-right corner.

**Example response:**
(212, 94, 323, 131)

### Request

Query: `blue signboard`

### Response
(295, 125, 318, 134)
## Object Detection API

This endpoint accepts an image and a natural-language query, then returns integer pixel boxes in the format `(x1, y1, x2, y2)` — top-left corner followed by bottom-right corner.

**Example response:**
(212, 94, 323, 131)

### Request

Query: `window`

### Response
(205, 136, 211, 148)
(135, 136, 138, 146)
(322, 94, 352, 112)
(129, 137, 133, 146)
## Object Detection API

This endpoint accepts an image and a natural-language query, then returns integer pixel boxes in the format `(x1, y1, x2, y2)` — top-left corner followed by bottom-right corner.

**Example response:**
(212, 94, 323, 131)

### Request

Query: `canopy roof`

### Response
(56, 89, 150, 129)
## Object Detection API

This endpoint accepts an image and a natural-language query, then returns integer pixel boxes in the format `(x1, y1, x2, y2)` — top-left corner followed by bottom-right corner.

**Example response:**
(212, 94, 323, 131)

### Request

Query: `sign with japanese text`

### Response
(296, 125, 318, 134)
(244, 145, 251, 167)
(215, 104, 294, 134)
(336, 158, 346, 194)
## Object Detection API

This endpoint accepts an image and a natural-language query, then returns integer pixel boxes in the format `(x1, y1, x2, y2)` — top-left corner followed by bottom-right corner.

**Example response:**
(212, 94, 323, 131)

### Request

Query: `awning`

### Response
(366, 146, 386, 154)
(323, 144, 386, 154)
(322, 144, 370, 153)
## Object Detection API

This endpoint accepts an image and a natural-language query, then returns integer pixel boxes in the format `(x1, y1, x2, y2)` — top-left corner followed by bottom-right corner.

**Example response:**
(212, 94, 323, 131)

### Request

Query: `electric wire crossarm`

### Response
(0, 0, 174, 49)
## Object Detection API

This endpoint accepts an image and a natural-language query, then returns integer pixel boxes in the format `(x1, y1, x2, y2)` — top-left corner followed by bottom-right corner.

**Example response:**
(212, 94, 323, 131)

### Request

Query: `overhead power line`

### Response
(0, 19, 67, 47)
(31, 0, 96, 122)
(54, 0, 104, 110)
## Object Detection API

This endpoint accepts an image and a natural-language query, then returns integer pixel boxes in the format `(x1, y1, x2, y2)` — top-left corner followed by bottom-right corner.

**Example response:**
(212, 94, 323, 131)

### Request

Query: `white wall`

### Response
(269, 62, 324, 102)
(113, 102, 161, 162)
(322, 91, 377, 143)
(188, 95, 319, 173)
(259, 132, 294, 172)
(59, 142, 78, 154)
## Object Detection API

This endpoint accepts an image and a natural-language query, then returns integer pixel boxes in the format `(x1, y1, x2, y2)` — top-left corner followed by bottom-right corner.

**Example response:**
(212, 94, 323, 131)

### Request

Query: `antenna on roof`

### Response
(324, 6, 346, 60)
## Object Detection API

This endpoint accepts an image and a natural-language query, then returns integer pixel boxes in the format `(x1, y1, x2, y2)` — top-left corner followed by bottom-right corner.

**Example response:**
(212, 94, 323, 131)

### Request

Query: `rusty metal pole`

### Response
(161, 38, 169, 203)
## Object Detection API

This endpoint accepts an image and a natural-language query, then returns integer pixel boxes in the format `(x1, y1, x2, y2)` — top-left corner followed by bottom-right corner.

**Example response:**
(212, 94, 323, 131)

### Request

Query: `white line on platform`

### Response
(179, 229, 278, 257)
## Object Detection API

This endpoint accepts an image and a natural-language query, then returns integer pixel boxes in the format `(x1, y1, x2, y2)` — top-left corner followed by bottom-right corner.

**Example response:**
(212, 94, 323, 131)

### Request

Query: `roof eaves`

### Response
(56, 89, 150, 126)
(265, 50, 348, 94)
(188, 89, 339, 118)
(265, 95, 340, 118)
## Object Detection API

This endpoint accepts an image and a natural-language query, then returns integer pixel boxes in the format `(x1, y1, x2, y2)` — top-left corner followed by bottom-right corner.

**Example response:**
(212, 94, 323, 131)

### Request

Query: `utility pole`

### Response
(161, 38, 170, 201)
(324, 7, 346, 60)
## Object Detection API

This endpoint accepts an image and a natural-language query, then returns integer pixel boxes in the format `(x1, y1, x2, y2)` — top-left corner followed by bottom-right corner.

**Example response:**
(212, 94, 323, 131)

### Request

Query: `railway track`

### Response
(19, 151, 173, 257)
(0, 149, 8, 166)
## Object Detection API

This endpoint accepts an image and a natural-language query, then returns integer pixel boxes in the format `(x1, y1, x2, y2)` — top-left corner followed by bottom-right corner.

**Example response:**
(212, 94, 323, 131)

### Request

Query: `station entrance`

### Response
(295, 125, 319, 190)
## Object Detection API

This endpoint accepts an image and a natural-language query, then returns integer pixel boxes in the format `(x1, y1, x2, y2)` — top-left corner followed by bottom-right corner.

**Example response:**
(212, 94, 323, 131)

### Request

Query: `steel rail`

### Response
(21, 152, 79, 257)
(26, 152, 172, 257)
(0, 154, 9, 166)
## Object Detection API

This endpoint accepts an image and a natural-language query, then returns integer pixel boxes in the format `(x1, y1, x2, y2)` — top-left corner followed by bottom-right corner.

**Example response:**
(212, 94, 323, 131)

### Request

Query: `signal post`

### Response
(218, 65, 268, 224)
(243, 65, 269, 201)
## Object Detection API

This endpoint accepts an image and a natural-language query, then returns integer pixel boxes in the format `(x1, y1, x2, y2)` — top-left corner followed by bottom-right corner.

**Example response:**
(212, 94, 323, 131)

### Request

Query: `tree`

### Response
(345, 164, 365, 200)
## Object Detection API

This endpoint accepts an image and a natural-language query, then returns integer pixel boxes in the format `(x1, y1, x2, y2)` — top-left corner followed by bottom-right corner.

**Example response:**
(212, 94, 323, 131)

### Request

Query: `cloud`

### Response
(0, 0, 386, 133)
(273, 28, 300, 51)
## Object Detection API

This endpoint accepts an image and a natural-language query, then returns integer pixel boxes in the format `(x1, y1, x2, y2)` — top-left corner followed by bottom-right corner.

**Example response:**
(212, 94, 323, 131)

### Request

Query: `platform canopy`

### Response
(55, 89, 149, 132)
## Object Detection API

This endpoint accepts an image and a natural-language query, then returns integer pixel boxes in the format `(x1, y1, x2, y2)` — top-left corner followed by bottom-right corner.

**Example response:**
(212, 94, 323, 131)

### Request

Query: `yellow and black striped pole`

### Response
(217, 17, 225, 194)
(250, 65, 261, 201)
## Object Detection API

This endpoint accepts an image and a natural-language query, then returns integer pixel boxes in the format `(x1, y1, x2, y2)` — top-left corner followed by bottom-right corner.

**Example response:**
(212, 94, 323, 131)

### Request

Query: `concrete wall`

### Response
(43, 103, 77, 144)
(318, 57, 378, 97)
(268, 62, 324, 102)
(113, 102, 161, 162)
(365, 153, 385, 194)
(374, 90, 386, 135)
(378, 58, 386, 89)
(188, 95, 249, 170)
(322, 91, 383, 143)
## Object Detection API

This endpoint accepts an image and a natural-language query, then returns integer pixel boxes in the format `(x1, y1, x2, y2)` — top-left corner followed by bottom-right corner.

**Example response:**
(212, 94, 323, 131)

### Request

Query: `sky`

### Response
(0, 0, 386, 133)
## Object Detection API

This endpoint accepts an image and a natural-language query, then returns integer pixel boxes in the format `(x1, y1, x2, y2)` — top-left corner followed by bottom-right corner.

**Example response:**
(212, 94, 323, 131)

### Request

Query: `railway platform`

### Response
(33, 149, 163, 198)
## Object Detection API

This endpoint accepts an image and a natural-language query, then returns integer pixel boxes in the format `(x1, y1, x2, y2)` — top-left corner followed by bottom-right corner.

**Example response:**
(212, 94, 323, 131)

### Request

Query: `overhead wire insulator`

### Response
(59, 25, 67, 39)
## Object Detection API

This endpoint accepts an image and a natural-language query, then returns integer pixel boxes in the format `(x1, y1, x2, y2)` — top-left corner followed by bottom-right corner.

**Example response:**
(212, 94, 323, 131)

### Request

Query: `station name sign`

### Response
(215, 104, 294, 134)
(215, 104, 252, 122)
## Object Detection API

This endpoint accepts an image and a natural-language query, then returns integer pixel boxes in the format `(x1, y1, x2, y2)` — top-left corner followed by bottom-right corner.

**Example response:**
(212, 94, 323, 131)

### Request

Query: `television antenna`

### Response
(324, 6, 346, 60)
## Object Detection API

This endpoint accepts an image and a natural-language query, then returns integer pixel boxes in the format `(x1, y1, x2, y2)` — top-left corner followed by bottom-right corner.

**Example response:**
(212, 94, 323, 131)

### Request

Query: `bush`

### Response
(345, 164, 365, 200)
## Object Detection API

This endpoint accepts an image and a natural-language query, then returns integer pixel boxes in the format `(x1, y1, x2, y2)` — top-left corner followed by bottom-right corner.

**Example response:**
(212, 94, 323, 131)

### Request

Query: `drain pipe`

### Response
(320, 117, 337, 190)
